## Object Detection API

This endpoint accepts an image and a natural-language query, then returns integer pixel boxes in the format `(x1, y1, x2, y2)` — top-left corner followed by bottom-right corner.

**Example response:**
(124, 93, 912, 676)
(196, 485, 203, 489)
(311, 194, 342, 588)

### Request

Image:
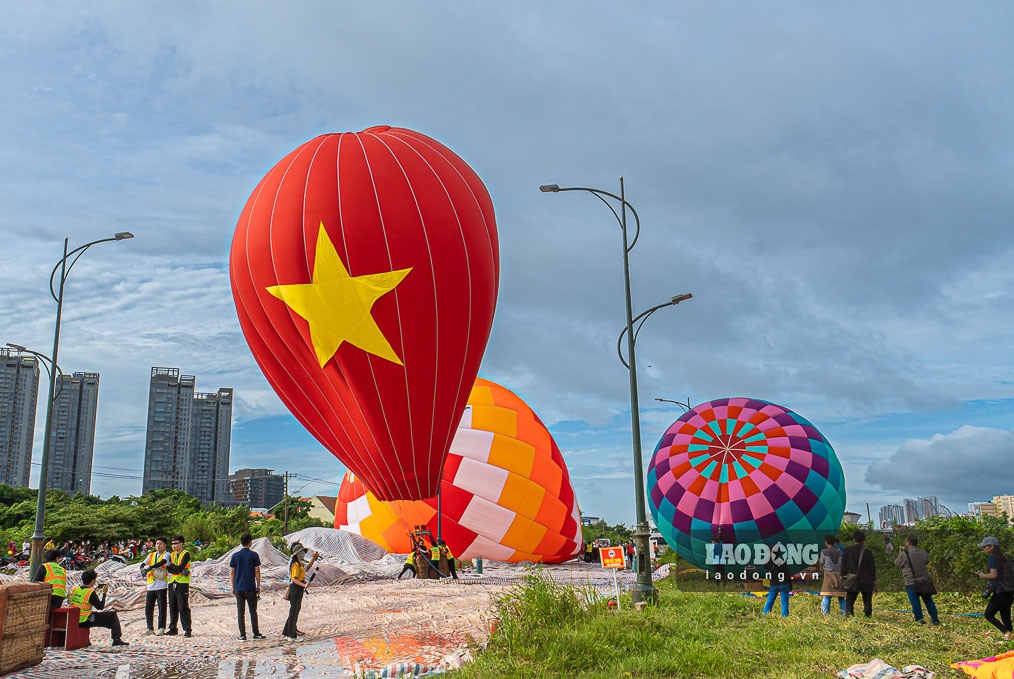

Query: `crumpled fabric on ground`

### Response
(838, 657, 935, 679)
(951, 650, 1014, 679)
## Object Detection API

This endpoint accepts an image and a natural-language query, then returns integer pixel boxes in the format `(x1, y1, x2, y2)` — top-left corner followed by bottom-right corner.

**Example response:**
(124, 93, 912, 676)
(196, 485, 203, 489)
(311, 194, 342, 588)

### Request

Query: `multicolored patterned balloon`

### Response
(335, 378, 584, 563)
(647, 397, 846, 571)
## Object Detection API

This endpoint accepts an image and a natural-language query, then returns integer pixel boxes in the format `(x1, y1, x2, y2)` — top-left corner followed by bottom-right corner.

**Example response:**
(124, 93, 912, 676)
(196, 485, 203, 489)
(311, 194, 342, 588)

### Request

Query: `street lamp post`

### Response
(27, 232, 134, 576)
(540, 180, 690, 605)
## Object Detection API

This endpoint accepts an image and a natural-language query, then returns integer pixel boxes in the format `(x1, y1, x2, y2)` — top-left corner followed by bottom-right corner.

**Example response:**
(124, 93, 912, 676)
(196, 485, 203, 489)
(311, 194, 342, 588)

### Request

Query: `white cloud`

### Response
(866, 426, 1014, 503)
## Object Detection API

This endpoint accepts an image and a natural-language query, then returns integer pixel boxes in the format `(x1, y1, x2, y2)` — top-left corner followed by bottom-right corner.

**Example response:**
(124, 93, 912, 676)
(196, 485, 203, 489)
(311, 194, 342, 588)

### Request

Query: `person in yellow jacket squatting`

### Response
(166, 534, 192, 637)
(397, 548, 417, 580)
(140, 537, 169, 635)
(31, 548, 67, 612)
(69, 570, 128, 646)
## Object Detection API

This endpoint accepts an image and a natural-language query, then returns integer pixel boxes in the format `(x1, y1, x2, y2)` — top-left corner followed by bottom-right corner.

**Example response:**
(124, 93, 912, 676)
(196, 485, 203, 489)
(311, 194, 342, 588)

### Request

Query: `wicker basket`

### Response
(0, 583, 51, 675)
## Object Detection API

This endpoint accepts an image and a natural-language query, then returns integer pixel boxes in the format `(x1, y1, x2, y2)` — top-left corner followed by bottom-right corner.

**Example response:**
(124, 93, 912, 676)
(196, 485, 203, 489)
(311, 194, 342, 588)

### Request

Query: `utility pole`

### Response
(283, 471, 289, 534)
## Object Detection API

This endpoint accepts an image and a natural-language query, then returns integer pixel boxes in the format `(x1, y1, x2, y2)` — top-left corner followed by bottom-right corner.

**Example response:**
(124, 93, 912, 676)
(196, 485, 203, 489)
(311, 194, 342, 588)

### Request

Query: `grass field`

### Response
(450, 571, 1006, 678)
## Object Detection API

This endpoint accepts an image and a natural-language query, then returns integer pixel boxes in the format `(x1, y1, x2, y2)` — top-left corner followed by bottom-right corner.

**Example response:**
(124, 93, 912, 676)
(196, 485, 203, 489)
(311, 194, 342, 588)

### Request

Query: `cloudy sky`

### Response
(1, 3, 1011, 525)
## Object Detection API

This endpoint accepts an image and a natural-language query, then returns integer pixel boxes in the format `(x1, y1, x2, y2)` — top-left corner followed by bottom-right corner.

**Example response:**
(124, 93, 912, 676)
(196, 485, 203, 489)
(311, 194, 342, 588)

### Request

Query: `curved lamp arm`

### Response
(5, 343, 65, 400)
(617, 293, 693, 368)
(50, 232, 134, 302)
(540, 184, 641, 251)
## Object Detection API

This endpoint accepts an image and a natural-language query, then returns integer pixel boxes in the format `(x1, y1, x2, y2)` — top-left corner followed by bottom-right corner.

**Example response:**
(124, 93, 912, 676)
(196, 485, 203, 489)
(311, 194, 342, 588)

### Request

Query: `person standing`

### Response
(438, 540, 458, 580)
(761, 547, 792, 617)
(229, 533, 265, 641)
(141, 537, 169, 635)
(31, 549, 67, 612)
(282, 543, 317, 639)
(976, 536, 1013, 640)
(819, 535, 846, 615)
(166, 535, 192, 637)
(841, 530, 877, 617)
(710, 537, 727, 586)
(894, 535, 939, 625)
(69, 570, 128, 647)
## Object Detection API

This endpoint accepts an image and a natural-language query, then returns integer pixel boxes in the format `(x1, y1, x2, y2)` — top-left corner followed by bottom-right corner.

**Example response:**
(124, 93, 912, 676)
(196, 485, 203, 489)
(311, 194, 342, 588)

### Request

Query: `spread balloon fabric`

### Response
(647, 397, 846, 571)
(335, 378, 584, 563)
(230, 127, 499, 502)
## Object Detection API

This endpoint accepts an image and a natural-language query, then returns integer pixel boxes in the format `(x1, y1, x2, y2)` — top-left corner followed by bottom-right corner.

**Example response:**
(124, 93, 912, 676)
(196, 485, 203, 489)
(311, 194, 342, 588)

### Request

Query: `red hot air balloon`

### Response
(230, 127, 499, 501)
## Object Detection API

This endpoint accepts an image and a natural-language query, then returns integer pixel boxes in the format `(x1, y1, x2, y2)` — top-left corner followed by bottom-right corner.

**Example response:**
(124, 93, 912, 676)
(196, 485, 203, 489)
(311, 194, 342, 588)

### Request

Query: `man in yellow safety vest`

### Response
(31, 549, 67, 611)
(166, 535, 192, 637)
(69, 569, 128, 646)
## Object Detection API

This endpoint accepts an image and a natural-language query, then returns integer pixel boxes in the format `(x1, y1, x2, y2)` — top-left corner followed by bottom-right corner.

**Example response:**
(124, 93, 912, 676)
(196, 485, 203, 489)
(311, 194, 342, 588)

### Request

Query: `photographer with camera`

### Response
(140, 536, 169, 635)
(69, 570, 128, 646)
(976, 536, 1013, 640)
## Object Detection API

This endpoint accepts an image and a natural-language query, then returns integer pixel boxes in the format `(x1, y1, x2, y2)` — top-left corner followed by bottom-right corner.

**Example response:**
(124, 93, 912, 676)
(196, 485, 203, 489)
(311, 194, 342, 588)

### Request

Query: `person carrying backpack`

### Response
(976, 536, 1014, 640)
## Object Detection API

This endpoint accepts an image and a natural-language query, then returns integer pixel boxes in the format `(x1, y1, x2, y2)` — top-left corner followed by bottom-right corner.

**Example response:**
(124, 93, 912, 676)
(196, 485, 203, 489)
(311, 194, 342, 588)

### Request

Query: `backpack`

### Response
(1000, 557, 1014, 593)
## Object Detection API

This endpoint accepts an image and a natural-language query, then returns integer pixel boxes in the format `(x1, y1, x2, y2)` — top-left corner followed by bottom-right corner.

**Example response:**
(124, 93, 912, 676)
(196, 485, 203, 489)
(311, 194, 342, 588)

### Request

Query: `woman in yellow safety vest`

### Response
(69, 570, 128, 646)
(31, 549, 67, 611)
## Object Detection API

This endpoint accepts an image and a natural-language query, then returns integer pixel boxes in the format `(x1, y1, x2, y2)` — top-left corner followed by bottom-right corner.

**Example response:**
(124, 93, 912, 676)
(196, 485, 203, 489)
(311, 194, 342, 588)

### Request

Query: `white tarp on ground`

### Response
(283, 527, 388, 563)
(0, 535, 403, 609)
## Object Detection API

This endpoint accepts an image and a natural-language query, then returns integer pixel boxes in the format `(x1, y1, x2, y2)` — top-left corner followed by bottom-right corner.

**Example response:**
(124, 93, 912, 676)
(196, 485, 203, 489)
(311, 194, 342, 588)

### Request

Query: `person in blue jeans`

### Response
(762, 549, 793, 617)
(819, 535, 847, 615)
(894, 535, 939, 625)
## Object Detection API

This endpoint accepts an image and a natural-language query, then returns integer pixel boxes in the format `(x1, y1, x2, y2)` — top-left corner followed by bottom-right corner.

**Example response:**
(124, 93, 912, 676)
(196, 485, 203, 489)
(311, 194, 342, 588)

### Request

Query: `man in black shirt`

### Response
(840, 530, 877, 617)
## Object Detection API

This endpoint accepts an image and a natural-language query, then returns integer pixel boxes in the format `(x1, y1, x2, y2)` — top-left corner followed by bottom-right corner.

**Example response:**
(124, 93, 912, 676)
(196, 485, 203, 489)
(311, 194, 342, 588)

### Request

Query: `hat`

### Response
(978, 537, 1000, 548)
(290, 542, 307, 557)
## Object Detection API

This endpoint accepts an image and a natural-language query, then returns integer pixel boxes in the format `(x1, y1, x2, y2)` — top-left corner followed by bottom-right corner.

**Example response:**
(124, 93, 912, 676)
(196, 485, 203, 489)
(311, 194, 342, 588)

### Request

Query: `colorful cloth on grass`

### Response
(838, 658, 934, 679)
(951, 650, 1014, 678)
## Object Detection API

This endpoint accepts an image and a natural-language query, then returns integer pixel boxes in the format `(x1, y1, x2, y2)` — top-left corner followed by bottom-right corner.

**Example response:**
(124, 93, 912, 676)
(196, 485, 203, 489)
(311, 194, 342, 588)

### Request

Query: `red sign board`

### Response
(600, 546, 625, 569)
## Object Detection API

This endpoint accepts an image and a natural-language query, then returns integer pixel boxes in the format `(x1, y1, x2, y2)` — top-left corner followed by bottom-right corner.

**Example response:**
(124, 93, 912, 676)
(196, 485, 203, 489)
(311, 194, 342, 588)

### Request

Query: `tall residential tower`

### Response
(142, 368, 233, 504)
(0, 348, 40, 487)
(46, 372, 100, 495)
(142, 368, 195, 495)
(188, 388, 233, 505)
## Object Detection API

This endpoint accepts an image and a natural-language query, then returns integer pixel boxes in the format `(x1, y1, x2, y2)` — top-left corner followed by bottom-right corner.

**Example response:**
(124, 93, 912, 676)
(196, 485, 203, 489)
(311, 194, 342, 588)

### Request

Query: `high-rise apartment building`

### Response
(878, 504, 906, 527)
(142, 368, 195, 495)
(0, 348, 40, 487)
(46, 372, 100, 495)
(188, 388, 233, 505)
(142, 368, 233, 504)
(918, 496, 941, 519)
(903, 498, 921, 524)
(229, 468, 285, 509)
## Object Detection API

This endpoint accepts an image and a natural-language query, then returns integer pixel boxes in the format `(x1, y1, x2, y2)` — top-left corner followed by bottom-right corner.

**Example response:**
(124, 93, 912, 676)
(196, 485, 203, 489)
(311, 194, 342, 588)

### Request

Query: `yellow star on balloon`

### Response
(267, 223, 412, 367)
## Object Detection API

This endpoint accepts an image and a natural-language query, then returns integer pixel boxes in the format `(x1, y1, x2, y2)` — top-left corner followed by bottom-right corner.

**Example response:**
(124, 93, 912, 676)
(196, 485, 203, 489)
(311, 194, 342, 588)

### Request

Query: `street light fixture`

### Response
(27, 233, 134, 576)
(540, 178, 686, 605)
(655, 397, 692, 413)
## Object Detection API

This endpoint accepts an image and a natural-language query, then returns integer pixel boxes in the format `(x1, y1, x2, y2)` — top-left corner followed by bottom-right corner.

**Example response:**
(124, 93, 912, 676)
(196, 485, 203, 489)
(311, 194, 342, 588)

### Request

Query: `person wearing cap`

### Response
(282, 542, 318, 640)
(976, 536, 1013, 640)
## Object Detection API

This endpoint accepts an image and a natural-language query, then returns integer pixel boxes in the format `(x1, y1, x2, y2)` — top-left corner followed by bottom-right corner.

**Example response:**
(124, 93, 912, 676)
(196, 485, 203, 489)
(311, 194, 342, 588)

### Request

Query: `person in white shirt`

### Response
(140, 537, 170, 635)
